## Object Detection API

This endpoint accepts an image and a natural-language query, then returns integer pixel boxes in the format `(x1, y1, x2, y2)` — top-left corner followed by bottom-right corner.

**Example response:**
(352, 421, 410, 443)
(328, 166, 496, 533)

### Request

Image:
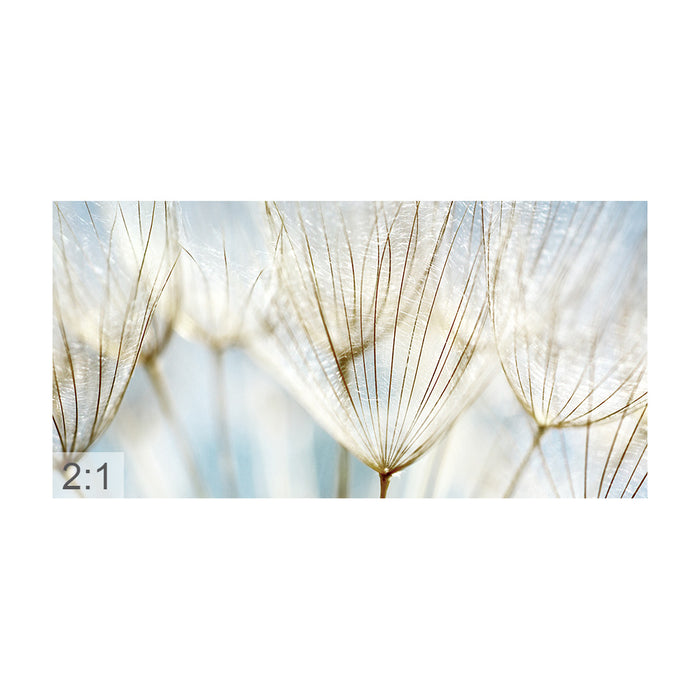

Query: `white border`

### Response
(2, 2, 696, 698)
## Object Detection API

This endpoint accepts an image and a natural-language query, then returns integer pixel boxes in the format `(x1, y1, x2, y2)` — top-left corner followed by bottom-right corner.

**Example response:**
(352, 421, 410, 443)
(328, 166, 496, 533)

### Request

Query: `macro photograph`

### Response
(52, 200, 647, 498)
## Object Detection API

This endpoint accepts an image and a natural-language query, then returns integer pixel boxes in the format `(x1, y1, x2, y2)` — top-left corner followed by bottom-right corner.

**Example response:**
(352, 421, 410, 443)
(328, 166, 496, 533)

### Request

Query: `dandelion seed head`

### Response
(174, 201, 270, 351)
(53, 201, 179, 456)
(251, 201, 493, 476)
(486, 200, 647, 429)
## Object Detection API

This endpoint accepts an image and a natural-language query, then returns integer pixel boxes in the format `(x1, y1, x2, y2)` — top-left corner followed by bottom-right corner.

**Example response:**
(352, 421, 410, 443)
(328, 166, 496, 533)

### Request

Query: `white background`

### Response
(2, 1, 698, 698)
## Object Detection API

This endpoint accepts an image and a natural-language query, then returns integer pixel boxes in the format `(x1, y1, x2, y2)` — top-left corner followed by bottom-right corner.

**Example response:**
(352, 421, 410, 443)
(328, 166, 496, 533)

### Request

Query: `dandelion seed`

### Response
(483, 201, 647, 496)
(176, 202, 270, 351)
(252, 201, 492, 497)
(172, 202, 271, 496)
(52, 201, 179, 464)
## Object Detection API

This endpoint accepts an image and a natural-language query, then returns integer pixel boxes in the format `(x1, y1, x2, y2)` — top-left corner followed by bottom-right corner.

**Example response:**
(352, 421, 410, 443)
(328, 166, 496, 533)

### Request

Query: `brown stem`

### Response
(144, 357, 207, 498)
(503, 425, 547, 498)
(213, 348, 237, 497)
(336, 444, 349, 498)
(379, 472, 391, 498)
